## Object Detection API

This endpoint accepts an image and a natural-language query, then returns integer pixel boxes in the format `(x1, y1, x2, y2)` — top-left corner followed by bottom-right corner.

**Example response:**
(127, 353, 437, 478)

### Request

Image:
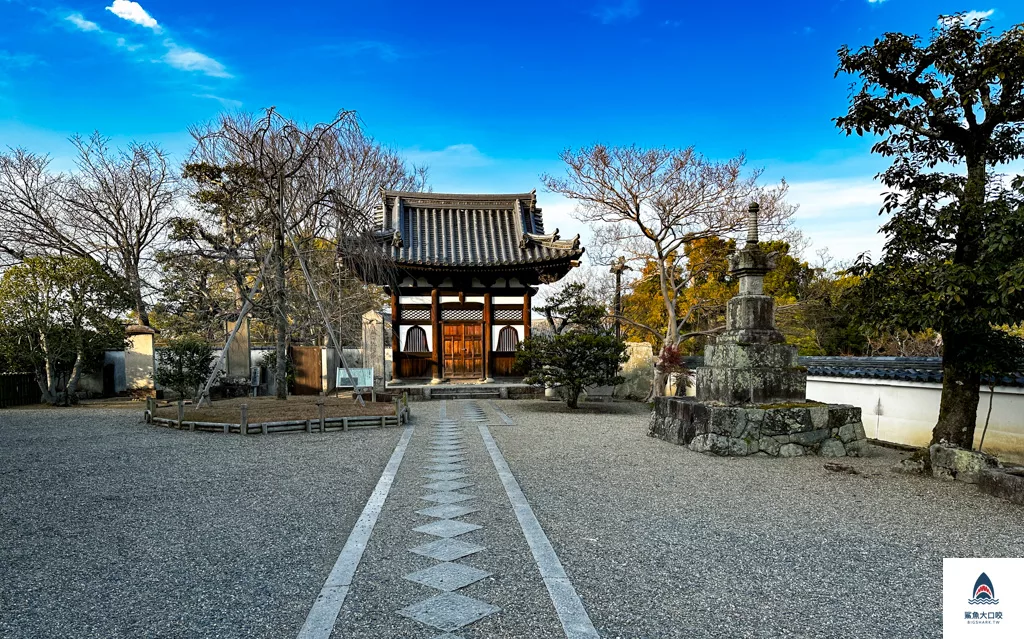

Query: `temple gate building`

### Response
(370, 190, 583, 384)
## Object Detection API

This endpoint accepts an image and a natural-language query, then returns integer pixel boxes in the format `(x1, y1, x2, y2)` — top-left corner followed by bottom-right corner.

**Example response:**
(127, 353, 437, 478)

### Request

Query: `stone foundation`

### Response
(649, 396, 867, 457)
(929, 443, 998, 483)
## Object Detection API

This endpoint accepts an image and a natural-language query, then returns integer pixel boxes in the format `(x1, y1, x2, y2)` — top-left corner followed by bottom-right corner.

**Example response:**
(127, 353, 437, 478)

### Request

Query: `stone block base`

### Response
(929, 443, 998, 483)
(978, 468, 1024, 505)
(649, 397, 866, 457)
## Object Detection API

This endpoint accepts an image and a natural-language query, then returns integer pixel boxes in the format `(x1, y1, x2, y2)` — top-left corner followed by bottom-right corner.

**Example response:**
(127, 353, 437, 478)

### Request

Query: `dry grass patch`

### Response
(154, 395, 394, 424)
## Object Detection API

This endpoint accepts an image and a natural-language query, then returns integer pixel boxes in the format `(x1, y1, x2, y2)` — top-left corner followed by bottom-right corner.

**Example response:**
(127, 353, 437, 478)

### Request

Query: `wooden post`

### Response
(523, 293, 532, 340)
(380, 415, 386, 429)
(145, 397, 154, 423)
(391, 291, 401, 382)
(305, 418, 312, 433)
(177, 399, 184, 429)
(342, 417, 349, 432)
(318, 400, 325, 432)
(431, 287, 442, 383)
(240, 404, 248, 435)
(261, 420, 267, 435)
(482, 292, 493, 382)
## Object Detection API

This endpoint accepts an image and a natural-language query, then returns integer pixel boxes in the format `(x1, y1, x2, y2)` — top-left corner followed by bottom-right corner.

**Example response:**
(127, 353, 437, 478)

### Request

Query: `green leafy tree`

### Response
(154, 336, 216, 401)
(0, 256, 129, 404)
(835, 14, 1024, 448)
(516, 284, 627, 408)
(537, 282, 608, 334)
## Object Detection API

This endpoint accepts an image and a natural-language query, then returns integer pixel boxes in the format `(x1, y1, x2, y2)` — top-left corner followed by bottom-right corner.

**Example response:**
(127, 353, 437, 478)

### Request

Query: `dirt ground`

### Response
(153, 395, 395, 423)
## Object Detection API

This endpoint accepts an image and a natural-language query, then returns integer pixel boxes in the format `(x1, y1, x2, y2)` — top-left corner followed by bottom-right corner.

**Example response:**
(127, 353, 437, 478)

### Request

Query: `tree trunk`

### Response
(134, 282, 150, 327)
(33, 366, 54, 405)
(931, 331, 981, 448)
(566, 387, 580, 409)
(124, 267, 150, 327)
(274, 218, 288, 401)
(64, 344, 85, 406)
(647, 343, 671, 400)
(38, 331, 60, 405)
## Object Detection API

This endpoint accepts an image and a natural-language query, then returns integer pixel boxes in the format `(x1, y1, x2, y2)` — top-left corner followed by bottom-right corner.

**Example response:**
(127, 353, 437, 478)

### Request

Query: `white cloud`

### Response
(105, 0, 160, 32)
(787, 178, 889, 220)
(592, 0, 640, 24)
(164, 44, 231, 78)
(0, 51, 39, 69)
(194, 93, 243, 109)
(65, 13, 101, 32)
(940, 9, 995, 27)
(402, 144, 492, 170)
(115, 37, 142, 52)
(786, 177, 891, 263)
(324, 40, 401, 61)
(867, 0, 886, 4)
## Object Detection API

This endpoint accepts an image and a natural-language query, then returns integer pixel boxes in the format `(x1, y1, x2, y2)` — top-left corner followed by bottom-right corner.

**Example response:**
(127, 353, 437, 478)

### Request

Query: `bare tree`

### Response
(187, 108, 396, 400)
(542, 144, 795, 397)
(0, 150, 81, 264)
(63, 133, 177, 326)
(0, 137, 176, 327)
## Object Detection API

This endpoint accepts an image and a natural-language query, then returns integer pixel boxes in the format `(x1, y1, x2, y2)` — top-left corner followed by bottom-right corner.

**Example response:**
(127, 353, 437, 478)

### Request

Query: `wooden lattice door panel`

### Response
(443, 324, 483, 378)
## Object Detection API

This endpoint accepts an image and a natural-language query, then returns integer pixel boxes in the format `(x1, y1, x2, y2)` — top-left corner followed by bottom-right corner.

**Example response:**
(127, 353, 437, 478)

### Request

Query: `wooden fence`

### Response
(143, 394, 411, 435)
(0, 373, 41, 408)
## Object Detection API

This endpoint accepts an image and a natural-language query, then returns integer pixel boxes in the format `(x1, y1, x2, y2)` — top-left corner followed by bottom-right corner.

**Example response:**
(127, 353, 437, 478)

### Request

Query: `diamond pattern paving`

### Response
(422, 480, 474, 492)
(420, 491, 475, 504)
(429, 455, 467, 464)
(410, 538, 485, 561)
(397, 593, 500, 631)
(416, 503, 479, 519)
(403, 562, 491, 591)
(425, 463, 466, 472)
(413, 519, 482, 538)
(422, 471, 469, 481)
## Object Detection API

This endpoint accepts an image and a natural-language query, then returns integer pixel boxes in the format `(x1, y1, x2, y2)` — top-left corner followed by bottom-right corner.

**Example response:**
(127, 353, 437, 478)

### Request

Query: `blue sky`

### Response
(0, 0, 1020, 264)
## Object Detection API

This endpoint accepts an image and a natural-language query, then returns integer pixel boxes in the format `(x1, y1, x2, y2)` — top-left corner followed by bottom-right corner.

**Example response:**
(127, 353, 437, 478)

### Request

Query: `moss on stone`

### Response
(757, 400, 826, 410)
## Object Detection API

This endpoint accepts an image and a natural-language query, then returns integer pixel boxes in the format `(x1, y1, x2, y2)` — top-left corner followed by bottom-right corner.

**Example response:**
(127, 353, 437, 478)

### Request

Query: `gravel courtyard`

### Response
(490, 400, 1024, 638)
(0, 407, 401, 639)
(2, 400, 1022, 638)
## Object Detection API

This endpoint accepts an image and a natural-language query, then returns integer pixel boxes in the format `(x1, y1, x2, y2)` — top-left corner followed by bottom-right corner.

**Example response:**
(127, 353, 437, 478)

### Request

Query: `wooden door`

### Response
(290, 346, 322, 395)
(443, 324, 483, 378)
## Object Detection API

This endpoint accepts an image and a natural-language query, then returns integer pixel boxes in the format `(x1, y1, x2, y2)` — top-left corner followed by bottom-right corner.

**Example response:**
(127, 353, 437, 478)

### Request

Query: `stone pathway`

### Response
(396, 401, 500, 635)
(302, 400, 596, 638)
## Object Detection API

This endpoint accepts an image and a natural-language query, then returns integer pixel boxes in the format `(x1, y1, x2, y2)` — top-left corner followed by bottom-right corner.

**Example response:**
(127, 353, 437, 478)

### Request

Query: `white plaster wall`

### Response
(494, 296, 524, 304)
(807, 376, 1024, 464)
(492, 324, 524, 349)
(400, 295, 431, 304)
(125, 333, 155, 390)
(399, 324, 433, 352)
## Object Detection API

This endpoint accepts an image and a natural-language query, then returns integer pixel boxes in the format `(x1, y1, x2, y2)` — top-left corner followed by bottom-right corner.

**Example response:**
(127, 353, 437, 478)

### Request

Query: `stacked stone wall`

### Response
(650, 397, 867, 457)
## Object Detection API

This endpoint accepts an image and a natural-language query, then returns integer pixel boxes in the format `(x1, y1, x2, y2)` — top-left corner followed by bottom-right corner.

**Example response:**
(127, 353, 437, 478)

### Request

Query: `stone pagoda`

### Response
(650, 203, 867, 457)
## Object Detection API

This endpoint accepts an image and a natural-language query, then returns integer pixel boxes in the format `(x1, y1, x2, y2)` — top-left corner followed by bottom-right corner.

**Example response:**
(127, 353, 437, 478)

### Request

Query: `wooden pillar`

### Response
(431, 288, 442, 383)
(482, 293, 493, 382)
(523, 292, 532, 340)
(390, 291, 400, 382)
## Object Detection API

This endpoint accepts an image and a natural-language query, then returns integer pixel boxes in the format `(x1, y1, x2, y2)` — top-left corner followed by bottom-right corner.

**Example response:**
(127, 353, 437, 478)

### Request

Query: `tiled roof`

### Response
(375, 190, 584, 269)
(682, 356, 1024, 387)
